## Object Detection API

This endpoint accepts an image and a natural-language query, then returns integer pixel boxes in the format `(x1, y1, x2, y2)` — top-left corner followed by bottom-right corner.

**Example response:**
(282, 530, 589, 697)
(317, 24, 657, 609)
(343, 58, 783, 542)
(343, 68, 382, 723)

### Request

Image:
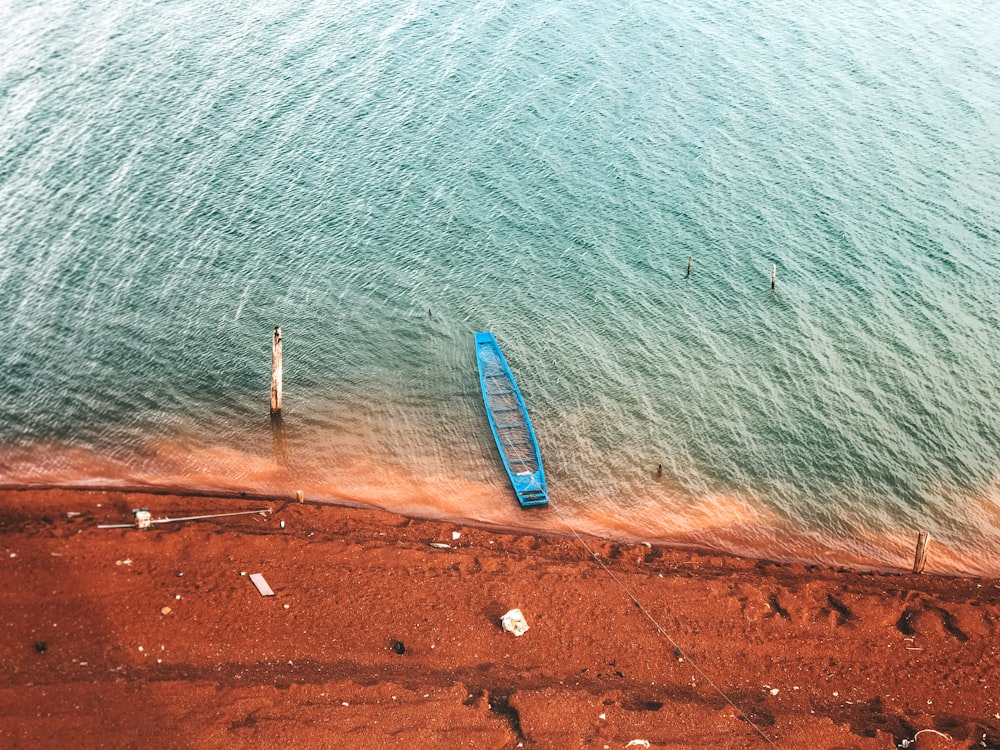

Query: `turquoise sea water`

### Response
(1, 0, 998, 574)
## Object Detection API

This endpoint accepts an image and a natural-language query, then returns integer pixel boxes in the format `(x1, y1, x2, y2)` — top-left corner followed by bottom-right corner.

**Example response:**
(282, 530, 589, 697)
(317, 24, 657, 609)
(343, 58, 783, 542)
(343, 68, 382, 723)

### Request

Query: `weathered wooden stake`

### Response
(270, 326, 283, 415)
(296, 490, 304, 503)
(685, 256, 692, 278)
(912, 531, 930, 574)
(771, 264, 776, 291)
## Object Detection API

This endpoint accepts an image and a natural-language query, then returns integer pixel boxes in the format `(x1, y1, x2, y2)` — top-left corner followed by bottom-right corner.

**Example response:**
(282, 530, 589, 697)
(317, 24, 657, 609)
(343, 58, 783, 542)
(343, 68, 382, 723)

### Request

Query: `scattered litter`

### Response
(115, 559, 133, 566)
(501, 608, 530, 637)
(598, 713, 606, 720)
(240, 571, 246, 576)
(98, 508, 273, 530)
(626, 741, 651, 749)
(174, 594, 181, 600)
(134, 509, 152, 529)
(279, 520, 285, 529)
(452, 531, 461, 541)
(769, 688, 779, 696)
(391, 640, 405, 655)
(161, 606, 172, 616)
(283, 604, 290, 609)
(34, 641, 47, 654)
(249, 573, 275, 596)
(66, 512, 81, 518)
(428, 542, 451, 549)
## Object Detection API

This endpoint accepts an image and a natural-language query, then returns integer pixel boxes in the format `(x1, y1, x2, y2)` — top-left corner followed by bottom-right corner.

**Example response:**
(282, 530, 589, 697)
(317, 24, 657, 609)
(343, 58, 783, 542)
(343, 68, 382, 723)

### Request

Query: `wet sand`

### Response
(1, 487, 998, 749)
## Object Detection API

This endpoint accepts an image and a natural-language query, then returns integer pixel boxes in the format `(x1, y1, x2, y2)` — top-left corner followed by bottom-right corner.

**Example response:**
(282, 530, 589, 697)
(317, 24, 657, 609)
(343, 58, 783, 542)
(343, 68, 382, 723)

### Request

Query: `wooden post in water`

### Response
(771, 264, 776, 291)
(686, 256, 692, 278)
(270, 326, 283, 415)
(912, 531, 930, 574)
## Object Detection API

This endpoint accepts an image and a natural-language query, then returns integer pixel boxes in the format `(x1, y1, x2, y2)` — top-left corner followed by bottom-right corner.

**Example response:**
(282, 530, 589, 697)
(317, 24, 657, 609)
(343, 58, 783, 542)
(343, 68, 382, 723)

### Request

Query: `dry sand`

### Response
(1, 487, 998, 749)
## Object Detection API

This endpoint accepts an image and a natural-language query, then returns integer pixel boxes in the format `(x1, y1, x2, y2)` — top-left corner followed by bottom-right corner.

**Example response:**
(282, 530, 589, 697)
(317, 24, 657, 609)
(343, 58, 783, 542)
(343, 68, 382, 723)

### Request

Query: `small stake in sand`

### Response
(271, 326, 283, 415)
(913, 531, 930, 574)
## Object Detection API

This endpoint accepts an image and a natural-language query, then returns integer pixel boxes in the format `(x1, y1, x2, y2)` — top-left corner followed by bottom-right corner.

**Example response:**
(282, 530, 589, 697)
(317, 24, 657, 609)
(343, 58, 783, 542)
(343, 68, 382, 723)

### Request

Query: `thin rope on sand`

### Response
(549, 502, 781, 750)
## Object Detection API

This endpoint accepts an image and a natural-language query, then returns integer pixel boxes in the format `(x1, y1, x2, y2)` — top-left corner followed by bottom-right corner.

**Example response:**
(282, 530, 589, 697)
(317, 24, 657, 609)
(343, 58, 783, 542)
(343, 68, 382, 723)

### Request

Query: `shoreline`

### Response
(2, 486, 999, 748)
(0, 480, 987, 579)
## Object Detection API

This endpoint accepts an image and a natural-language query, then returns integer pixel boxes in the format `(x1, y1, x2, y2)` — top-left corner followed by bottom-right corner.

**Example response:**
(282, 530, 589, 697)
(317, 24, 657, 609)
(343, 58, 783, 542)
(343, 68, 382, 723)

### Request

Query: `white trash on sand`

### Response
(501, 608, 530, 636)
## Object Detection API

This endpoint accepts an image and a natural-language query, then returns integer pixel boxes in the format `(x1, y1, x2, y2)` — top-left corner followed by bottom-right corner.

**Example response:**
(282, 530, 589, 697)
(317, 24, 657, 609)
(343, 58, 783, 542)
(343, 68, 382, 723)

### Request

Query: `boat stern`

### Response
(512, 471, 549, 506)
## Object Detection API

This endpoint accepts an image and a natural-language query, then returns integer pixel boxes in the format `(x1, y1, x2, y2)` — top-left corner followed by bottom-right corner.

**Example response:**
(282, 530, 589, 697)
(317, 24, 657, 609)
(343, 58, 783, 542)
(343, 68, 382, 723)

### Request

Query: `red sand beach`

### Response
(1, 487, 998, 749)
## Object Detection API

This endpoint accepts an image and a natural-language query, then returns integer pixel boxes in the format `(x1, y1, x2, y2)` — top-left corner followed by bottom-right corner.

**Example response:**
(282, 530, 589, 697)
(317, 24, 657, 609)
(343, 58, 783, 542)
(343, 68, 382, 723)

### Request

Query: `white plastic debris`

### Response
(452, 531, 461, 541)
(428, 542, 451, 549)
(501, 608, 530, 637)
(249, 573, 275, 596)
(626, 741, 651, 749)
(133, 509, 152, 530)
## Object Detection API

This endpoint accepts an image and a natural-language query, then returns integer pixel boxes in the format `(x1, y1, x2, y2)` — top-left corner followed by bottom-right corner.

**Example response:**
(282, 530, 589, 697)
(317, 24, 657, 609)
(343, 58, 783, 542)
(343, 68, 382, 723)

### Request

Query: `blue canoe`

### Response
(475, 332, 549, 507)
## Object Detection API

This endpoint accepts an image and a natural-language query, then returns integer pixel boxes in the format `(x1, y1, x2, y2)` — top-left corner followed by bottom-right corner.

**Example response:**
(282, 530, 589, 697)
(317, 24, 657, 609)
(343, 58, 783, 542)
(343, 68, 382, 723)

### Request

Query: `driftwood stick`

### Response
(912, 531, 930, 574)
(270, 326, 283, 415)
(685, 256, 692, 279)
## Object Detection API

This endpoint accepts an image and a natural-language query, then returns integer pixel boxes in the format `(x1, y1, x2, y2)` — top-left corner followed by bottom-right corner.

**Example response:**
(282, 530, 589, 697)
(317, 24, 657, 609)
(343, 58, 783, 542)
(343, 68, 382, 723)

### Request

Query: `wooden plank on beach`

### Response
(249, 573, 275, 596)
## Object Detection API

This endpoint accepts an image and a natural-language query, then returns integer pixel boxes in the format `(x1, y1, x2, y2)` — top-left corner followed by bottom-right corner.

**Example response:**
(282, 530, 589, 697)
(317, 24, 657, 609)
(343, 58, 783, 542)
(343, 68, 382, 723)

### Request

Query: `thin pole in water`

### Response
(686, 256, 692, 279)
(271, 326, 283, 415)
(771, 264, 776, 291)
(912, 531, 930, 574)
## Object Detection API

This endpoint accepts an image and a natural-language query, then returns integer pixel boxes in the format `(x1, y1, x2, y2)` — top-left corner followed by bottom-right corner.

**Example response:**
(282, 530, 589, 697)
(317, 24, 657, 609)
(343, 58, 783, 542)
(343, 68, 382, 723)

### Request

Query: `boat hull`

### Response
(475, 332, 549, 507)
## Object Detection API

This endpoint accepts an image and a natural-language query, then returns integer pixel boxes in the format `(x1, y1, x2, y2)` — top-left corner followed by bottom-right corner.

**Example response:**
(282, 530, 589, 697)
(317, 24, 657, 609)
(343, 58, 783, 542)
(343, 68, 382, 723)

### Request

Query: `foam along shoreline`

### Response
(0, 475, 995, 578)
(1, 487, 998, 749)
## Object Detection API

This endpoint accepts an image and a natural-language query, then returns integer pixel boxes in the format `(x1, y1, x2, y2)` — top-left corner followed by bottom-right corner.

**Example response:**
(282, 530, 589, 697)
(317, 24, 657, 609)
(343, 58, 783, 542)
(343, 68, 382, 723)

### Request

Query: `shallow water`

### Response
(1, 0, 998, 574)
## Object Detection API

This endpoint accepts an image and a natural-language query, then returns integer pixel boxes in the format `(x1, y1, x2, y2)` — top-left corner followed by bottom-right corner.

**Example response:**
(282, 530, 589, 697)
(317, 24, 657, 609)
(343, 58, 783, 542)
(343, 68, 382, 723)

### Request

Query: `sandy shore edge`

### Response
(1, 487, 998, 749)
